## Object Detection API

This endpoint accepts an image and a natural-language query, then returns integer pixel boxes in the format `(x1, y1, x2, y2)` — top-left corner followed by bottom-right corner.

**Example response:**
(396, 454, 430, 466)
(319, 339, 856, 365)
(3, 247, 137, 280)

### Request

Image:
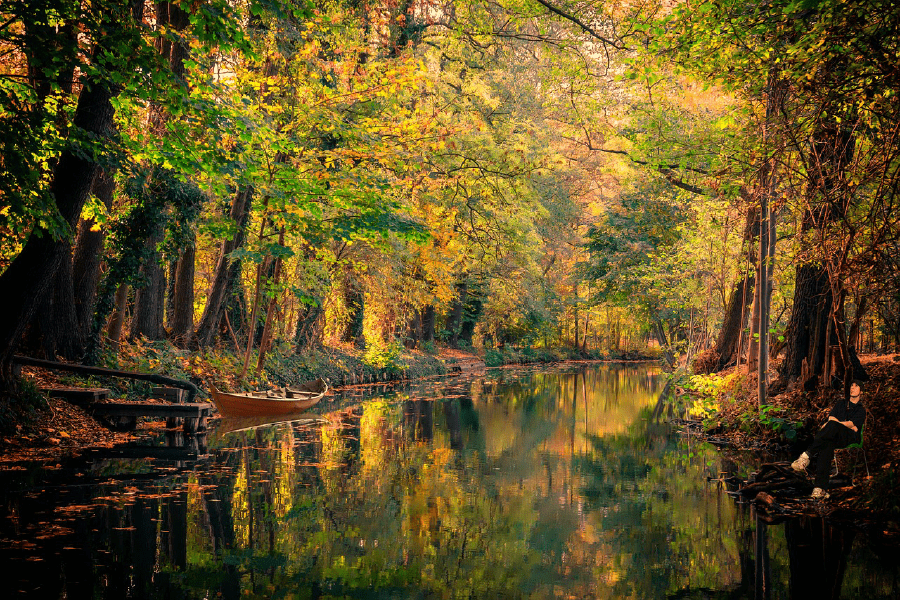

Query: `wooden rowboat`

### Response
(208, 379, 328, 417)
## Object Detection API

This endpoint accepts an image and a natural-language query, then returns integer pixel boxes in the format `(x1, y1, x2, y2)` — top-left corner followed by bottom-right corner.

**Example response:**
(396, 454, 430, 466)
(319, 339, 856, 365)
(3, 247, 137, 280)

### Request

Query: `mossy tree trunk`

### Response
(0, 16, 136, 383)
(195, 186, 253, 347)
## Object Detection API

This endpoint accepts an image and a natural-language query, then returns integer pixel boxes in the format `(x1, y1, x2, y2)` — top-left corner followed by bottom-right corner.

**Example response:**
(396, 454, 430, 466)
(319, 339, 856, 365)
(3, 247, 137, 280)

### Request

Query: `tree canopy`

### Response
(1, 0, 899, 394)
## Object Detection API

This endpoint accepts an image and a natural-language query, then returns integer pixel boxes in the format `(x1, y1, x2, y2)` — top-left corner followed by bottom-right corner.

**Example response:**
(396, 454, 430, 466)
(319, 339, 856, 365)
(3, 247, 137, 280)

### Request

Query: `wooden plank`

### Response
(151, 387, 187, 403)
(89, 402, 212, 418)
(153, 386, 188, 428)
(15, 355, 200, 401)
(42, 387, 111, 403)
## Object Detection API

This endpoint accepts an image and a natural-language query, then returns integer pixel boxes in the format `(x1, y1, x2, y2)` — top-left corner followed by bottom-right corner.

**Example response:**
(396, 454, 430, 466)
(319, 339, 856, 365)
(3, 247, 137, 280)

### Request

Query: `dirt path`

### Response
(437, 348, 486, 373)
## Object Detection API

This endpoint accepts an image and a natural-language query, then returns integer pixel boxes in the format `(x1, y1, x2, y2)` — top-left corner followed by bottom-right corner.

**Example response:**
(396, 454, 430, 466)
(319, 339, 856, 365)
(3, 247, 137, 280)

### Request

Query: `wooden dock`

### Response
(42, 386, 212, 434)
(89, 401, 212, 433)
(89, 399, 212, 434)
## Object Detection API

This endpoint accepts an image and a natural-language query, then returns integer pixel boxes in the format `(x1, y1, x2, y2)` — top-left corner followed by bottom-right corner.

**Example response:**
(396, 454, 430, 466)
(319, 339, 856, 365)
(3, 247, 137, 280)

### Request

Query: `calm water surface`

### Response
(1, 364, 897, 598)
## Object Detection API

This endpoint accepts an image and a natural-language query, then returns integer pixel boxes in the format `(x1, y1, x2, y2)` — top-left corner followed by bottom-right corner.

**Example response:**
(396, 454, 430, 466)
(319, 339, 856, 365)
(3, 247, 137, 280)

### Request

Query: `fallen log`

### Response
(750, 462, 798, 483)
(740, 477, 811, 498)
(13, 355, 200, 402)
(753, 492, 783, 512)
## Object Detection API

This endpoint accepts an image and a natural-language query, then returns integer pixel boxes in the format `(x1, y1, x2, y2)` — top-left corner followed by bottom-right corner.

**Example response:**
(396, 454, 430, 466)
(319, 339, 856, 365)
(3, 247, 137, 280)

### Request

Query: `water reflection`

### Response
(1, 364, 897, 599)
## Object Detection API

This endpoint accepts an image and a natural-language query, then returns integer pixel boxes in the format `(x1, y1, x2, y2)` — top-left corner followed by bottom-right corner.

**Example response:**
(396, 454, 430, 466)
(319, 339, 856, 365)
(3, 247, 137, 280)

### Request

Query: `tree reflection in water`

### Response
(0, 365, 897, 598)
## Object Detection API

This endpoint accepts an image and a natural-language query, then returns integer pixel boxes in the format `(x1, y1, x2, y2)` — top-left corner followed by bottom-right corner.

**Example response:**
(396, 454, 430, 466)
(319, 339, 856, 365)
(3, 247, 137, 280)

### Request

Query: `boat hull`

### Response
(208, 380, 327, 417)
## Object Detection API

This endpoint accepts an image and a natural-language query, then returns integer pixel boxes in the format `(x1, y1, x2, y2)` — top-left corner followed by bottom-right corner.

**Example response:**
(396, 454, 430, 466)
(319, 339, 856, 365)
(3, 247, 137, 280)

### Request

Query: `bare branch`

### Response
(531, 0, 625, 49)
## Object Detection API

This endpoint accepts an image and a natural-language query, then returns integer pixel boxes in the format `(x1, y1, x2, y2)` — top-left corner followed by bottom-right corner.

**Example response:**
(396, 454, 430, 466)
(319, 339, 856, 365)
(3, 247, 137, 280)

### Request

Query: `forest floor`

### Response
(679, 352, 900, 540)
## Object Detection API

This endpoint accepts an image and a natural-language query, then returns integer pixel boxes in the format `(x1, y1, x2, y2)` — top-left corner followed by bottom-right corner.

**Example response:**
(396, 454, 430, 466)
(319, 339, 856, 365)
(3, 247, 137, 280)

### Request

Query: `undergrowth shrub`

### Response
(0, 378, 46, 434)
(686, 372, 737, 421)
(740, 404, 800, 441)
(363, 338, 405, 372)
(484, 349, 504, 367)
(687, 371, 800, 442)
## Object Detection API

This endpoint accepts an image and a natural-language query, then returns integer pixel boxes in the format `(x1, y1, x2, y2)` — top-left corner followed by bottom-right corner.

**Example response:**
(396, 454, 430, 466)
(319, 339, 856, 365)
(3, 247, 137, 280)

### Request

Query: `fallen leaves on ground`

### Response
(0, 396, 143, 465)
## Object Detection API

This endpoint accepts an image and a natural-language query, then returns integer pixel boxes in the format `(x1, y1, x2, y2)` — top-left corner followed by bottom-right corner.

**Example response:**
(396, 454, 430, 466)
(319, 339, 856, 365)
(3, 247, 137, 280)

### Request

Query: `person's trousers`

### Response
(807, 421, 860, 488)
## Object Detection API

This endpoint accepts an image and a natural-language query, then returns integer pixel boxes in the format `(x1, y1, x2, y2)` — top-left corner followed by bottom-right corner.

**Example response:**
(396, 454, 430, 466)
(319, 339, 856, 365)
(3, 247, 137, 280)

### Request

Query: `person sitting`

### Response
(791, 382, 865, 499)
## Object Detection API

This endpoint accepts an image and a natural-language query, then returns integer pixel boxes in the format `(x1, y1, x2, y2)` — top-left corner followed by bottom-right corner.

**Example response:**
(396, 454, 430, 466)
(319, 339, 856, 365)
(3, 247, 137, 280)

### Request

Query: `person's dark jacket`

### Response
(828, 398, 865, 434)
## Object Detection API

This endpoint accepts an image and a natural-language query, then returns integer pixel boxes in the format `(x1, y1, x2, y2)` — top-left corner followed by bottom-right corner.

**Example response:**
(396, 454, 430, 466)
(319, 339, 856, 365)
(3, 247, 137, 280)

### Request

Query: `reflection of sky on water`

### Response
(1, 364, 897, 599)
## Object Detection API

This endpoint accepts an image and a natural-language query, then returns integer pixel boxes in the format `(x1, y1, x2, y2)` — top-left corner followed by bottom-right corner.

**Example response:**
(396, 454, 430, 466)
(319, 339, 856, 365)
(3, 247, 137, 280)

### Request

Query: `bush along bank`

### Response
(264, 346, 448, 388)
(483, 346, 664, 367)
(676, 369, 804, 451)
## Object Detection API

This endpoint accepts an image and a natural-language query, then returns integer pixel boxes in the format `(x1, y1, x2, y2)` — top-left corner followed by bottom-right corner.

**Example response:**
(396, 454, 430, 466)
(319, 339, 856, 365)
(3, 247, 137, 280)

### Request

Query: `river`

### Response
(1, 363, 897, 598)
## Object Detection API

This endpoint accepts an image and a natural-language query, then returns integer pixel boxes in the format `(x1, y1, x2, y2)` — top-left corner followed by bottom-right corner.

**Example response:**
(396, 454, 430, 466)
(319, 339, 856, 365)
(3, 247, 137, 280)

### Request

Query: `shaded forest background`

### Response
(2, 0, 899, 403)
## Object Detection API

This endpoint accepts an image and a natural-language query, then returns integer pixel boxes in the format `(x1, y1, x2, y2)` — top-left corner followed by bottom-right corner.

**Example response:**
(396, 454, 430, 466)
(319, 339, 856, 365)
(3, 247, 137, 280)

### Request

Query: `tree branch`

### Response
(657, 168, 706, 195)
(531, 0, 625, 49)
(573, 138, 709, 195)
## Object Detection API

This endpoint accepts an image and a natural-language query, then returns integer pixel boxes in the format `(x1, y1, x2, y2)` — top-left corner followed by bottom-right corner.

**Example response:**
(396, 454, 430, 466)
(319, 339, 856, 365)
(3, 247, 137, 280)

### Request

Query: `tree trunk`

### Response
(405, 308, 422, 348)
(446, 281, 468, 346)
(747, 263, 762, 372)
(241, 257, 267, 380)
(149, 0, 190, 134)
(129, 230, 167, 341)
(72, 167, 117, 348)
(574, 305, 580, 350)
(170, 241, 196, 348)
(614, 315, 620, 351)
(756, 201, 772, 405)
(753, 74, 781, 405)
(867, 318, 874, 354)
(776, 96, 857, 390)
(422, 305, 435, 343)
(20, 247, 81, 361)
(696, 276, 756, 374)
(165, 256, 178, 327)
(255, 229, 285, 375)
(223, 260, 248, 344)
(653, 316, 675, 368)
(25, 161, 117, 362)
(848, 296, 867, 351)
(254, 256, 278, 345)
(335, 264, 365, 347)
(294, 303, 323, 353)
(0, 50, 122, 382)
(581, 314, 589, 353)
(458, 283, 483, 346)
(106, 284, 130, 346)
(777, 264, 831, 385)
(195, 186, 253, 347)
(829, 284, 868, 391)
(129, 0, 192, 346)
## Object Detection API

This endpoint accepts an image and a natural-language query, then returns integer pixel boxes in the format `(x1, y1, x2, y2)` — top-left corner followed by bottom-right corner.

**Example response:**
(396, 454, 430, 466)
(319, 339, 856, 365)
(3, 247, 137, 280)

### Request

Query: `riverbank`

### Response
(676, 353, 900, 528)
(0, 342, 448, 463)
(0, 341, 665, 464)
(484, 345, 661, 367)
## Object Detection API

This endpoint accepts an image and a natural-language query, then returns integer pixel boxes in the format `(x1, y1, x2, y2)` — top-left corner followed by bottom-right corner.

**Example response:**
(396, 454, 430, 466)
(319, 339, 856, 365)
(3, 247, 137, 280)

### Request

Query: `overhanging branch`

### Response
(532, 0, 625, 49)
(581, 141, 709, 195)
